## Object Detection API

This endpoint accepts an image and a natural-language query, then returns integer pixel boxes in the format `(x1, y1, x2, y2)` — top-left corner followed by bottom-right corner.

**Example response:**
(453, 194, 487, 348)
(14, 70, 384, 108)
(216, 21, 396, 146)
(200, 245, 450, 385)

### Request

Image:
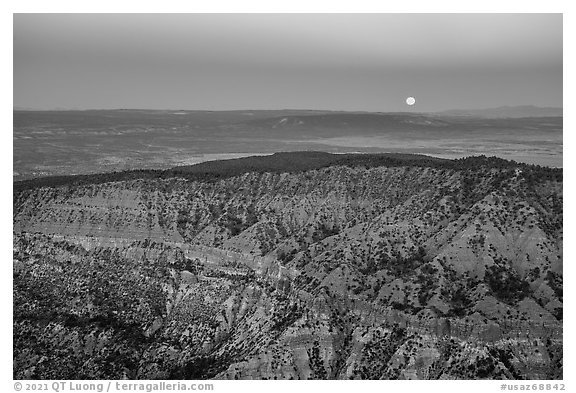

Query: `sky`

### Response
(13, 13, 562, 112)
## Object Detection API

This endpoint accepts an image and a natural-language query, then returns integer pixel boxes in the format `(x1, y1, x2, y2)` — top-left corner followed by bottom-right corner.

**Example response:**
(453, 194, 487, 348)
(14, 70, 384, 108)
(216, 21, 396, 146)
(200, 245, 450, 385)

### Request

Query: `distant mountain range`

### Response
(15, 105, 562, 119)
(437, 105, 562, 118)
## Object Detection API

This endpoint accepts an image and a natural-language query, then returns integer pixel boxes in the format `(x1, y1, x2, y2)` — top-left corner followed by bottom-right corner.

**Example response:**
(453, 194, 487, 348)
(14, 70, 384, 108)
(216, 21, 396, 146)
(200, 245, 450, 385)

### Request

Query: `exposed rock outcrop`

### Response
(13, 155, 562, 379)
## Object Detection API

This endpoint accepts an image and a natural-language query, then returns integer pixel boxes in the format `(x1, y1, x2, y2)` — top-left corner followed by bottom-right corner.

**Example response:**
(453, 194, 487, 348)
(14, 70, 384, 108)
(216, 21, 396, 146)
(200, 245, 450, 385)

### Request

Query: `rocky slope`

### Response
(13, 152, 563, 379)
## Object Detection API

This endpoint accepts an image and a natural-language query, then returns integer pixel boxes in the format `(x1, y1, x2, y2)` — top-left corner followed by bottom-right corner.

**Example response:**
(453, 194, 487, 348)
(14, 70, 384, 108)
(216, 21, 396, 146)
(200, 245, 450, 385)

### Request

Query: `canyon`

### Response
(13, 152, 563, 379)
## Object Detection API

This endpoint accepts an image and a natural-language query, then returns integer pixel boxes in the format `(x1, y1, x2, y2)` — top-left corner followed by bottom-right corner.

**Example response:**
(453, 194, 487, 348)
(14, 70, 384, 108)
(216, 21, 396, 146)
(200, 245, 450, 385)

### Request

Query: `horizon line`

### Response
(13, 105, 563, 113)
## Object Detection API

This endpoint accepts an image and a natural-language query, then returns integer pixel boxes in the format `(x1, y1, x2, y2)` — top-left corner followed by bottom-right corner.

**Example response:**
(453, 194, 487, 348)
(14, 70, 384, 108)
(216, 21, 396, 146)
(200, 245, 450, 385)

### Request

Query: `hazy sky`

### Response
(13, 13, 562, 112)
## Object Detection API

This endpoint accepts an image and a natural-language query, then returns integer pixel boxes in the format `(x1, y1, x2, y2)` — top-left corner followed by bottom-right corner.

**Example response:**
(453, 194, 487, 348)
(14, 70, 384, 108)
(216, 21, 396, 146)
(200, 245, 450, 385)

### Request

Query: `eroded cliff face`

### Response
(13, 162, 563, 379)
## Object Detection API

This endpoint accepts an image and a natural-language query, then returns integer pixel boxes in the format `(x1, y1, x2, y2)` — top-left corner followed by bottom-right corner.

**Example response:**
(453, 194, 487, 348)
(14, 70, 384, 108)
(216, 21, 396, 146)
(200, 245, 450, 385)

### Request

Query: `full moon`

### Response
(406, 96, 416, 106)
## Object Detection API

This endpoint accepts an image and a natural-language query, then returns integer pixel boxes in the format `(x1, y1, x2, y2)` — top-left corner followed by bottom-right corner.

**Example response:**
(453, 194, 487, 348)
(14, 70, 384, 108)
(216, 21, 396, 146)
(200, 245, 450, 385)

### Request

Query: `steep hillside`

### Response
(13, 153, 562, 380)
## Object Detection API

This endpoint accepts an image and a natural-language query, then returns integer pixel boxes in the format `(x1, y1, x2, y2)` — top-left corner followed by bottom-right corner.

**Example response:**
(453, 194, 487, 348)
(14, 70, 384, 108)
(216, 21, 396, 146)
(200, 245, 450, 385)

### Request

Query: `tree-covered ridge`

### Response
(14, 151, 561, 192)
